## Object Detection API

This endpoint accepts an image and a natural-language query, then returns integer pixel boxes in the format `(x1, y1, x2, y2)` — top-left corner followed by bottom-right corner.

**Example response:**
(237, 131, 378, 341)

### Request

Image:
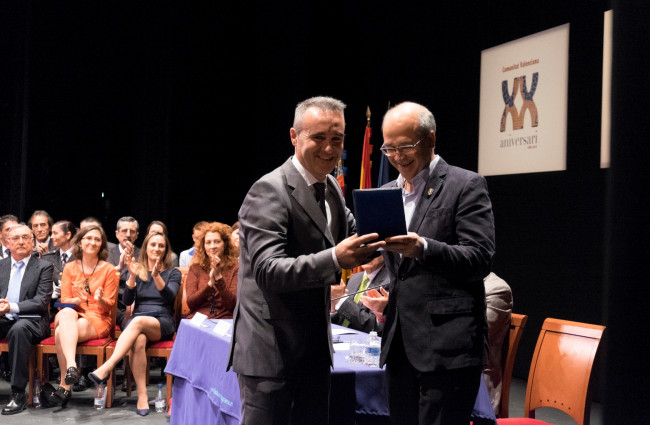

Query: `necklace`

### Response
(81, 259, 99, 304)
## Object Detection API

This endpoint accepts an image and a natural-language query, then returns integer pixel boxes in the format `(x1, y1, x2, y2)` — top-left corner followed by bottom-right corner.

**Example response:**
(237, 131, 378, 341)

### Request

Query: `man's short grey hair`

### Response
(293, 96, 346, 134)
(116, 216, 139, 231)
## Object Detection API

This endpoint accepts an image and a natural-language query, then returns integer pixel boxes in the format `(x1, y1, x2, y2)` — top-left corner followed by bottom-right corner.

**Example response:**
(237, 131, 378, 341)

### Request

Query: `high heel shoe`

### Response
(88, 371, 108, 386)
(44, 387, 71, 408)
(136, 408, 150, 416)
(64, 366, 80, 385)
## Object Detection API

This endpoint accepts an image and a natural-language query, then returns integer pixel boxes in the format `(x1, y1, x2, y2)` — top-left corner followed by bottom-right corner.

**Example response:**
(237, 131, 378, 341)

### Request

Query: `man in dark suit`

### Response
(28, 210, 55, 257)
(0, 224, 53, 415)
(331, 254, 389, 334)
(379, 101, 496, 425)
(0, 215, 18, 381)
(228, 96, 384, 425)
(106, 216, 140, 330)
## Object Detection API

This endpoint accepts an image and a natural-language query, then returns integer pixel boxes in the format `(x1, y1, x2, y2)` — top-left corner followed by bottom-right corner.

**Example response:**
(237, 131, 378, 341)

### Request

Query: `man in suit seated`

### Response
(28, 210, 55, 257)
(0, 215, 18, 382)
(0, 224, 53, 415)
(331, 255, 389, 334)
(106, 216, 140, 330)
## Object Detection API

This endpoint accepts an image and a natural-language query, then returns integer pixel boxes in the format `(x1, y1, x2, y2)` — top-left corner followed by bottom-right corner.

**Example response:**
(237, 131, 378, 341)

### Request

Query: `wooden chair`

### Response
(36, 288, 119, 389)
(497, 317, 605, 425)
(497, 313, 528, 418)
(107, 266, 187, 408)
(0, 339, 36, 406)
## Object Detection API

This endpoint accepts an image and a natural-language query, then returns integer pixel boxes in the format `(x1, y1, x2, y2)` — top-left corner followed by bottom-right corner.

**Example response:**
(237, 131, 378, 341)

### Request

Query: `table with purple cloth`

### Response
(165, 318, 496, 425)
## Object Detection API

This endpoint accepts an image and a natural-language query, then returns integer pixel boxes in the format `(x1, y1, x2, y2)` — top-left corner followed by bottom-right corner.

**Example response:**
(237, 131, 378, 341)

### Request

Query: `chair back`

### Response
(524, 317, 605, 425)
(174, 267, 189, 326)
(498, 313, 528, 418)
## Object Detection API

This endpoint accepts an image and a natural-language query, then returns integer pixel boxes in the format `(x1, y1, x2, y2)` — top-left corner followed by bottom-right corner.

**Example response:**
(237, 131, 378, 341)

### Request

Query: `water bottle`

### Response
(365, 331, 381, 367)
(155, 383, 166, 413)
(32, 378, 41, 408)
(94, 384, 106, 409)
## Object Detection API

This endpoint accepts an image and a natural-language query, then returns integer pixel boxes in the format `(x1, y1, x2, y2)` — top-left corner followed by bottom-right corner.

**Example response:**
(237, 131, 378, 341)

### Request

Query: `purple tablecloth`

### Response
(165, 319, 496, 425)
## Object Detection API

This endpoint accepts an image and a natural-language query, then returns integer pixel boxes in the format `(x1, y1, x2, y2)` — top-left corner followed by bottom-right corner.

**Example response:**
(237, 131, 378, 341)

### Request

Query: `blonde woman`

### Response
(89, 231, 181, 416)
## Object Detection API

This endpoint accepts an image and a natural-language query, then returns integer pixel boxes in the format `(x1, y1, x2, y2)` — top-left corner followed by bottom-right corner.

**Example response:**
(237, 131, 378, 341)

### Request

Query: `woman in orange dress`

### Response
(46, 225, 118, 406)
(185, 221, 238, 320)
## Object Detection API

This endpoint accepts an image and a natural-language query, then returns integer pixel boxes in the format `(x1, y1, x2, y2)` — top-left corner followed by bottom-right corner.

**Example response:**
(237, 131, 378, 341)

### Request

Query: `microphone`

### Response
(331, 281, 390, 301)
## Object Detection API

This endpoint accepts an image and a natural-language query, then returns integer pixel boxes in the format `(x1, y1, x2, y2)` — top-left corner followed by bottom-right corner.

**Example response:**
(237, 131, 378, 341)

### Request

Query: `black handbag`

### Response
(39, 381, 57, 407)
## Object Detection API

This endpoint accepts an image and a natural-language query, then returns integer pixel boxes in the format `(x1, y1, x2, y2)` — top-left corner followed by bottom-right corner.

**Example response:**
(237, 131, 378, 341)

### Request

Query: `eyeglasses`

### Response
(380, 135, 427, 157)
(82, 236, 102, 244)
(9, 235, 33, 242)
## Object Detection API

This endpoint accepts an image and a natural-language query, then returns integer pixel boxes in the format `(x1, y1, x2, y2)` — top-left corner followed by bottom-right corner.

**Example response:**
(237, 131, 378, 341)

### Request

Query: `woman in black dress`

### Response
(88, 231, 181, 416)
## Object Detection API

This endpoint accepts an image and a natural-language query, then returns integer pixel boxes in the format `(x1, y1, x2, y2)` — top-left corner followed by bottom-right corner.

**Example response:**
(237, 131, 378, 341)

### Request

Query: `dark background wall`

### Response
(2, 1, 649, 420)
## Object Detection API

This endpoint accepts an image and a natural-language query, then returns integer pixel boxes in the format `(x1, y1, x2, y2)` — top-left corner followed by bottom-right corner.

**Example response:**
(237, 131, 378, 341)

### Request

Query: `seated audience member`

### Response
(230, 221, 240, 249)
(360, 285, 389, 324)
(41, 220, 78, 322)
(0, 215, 18, 260)
(44, 225, 118, 407)
(88, 231, 181, 416)
(107, 216, 140, 330)
(330, 255, 389, 334)
(483, 271, 513, 414)
(28, 210, 55, 256)
(0, 224, 53, 415)
(185, 222, 238, 319)
(146, 220, 179, 267)
(0, 215, 18, 381)
(80, 217, 116, 250)
(178, 221, 208, 267)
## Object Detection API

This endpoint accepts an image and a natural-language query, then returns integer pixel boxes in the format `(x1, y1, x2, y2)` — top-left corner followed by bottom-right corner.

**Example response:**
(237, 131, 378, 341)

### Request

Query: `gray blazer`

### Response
(380, 157, 496, 371)
(0, 255, 53, 337)
(331, 265, 390, 334)
(228, 158, 356, 378)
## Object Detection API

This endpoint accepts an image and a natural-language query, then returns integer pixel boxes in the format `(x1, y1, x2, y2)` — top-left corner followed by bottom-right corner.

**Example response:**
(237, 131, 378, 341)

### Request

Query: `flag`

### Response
(377, 154, 390, 187)
(334, 157, 346, 196)
(348, 106, 374, 278)
(377, 101, 392, 187)
(359, 106, 373, 190)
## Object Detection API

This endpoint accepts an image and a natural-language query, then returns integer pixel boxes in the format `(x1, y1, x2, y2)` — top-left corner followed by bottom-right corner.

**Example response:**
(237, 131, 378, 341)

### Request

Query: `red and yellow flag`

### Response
(359, 106, 373, 190)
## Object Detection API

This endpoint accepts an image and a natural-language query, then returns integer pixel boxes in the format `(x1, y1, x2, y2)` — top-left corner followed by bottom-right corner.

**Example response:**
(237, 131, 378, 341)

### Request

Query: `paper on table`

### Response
(334, 342, 351, 351)
(332, 327, 359, 335)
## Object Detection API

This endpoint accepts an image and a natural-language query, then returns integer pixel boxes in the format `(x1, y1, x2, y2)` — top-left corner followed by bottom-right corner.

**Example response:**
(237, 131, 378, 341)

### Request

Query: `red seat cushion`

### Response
(39, 336, 112, 347)
(39, 336, 56, 345)
(148, 340, 174, 349)
(79, 337, 112, 347)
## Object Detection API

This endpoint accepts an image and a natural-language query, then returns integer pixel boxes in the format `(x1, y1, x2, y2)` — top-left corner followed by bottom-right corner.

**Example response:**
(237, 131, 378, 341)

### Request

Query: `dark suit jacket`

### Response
(41, 249, 74, 286)
(380, 157, 495, 372)
(331, 265, 389, 334)
(107, 244, 141, 294)
(0, 255, 53, 337)
(228, 157, 356, 378)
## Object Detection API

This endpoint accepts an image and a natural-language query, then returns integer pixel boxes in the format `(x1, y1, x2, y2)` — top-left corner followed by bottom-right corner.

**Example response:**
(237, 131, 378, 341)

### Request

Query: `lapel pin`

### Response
(427, 188, 434, 196)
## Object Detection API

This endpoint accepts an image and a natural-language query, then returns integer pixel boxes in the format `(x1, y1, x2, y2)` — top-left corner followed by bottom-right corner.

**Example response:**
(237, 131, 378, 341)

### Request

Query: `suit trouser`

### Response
(237, 366, 331, 425)
(0, 317, 43, 393)
(385, 325, 482, 425)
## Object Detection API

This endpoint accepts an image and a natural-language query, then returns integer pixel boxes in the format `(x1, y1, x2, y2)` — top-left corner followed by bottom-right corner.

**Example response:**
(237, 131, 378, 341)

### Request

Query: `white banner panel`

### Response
(479, 24, 569, 176)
